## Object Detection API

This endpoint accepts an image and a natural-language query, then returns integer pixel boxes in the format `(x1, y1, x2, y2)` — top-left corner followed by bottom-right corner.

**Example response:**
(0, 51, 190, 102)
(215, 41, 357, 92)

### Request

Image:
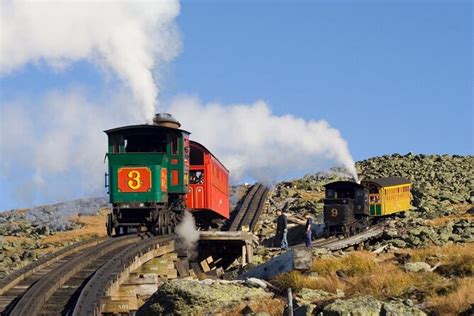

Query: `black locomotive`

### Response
(323, 177, 411, 236)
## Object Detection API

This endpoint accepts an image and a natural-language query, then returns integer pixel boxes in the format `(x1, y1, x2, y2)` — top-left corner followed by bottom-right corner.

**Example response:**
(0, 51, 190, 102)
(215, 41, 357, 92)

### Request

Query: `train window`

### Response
(171, 136, 179, 155)
(190, 170, 204, 184)
(369, 195, 380, 203)
(190, 146, 204, 165)
(124, 133, 167, 153)
(326, 189, 335, 198)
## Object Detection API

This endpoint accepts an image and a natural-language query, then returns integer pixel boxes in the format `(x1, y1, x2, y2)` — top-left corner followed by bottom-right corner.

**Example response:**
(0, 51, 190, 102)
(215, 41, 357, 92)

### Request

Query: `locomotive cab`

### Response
(323, 181, 369, 236)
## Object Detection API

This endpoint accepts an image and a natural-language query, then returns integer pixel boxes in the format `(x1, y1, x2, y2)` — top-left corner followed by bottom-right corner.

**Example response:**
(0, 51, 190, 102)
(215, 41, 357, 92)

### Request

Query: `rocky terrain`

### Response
(138, 279, 282, 315)
(267, 153, 472, 218)
(0, 154, 472, 315)
(0, 198, 108, 277)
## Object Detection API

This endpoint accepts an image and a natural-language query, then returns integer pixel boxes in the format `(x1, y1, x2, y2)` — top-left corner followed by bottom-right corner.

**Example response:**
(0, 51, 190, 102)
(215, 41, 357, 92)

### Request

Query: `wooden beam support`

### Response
(199, 231, 258, 242)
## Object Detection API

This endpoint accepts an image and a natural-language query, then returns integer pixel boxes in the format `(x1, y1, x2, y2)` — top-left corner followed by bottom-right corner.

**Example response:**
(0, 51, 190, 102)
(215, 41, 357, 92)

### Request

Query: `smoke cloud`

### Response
(175, 211, 200, 259)
(0, 0, 181, 121)
(0, 88, 135, 208)
(0, 1, 358, 210)
(167, 96, 358, 183)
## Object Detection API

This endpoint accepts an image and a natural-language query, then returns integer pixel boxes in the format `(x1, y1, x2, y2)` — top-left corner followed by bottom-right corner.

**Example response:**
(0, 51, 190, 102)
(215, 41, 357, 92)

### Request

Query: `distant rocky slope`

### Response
(0, 197, 108, 278)
(269, 153, 473, 218)
(0, 197, 108, 236)
(358, 153, 472, 215)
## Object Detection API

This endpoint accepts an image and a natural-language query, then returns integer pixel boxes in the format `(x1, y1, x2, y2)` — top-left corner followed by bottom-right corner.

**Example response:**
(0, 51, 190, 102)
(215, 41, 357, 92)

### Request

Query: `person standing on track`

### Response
(275, 210, 289, 249)
(305, 214, 313, 247)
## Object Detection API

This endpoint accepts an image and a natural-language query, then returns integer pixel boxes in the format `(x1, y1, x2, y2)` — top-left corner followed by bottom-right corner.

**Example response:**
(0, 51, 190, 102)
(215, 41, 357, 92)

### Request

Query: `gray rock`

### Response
(245, 277, 267, 289)
(389, 239, 407, 248)
(323, 295, 381, 316)
(449, 234, 461, 242)
(382, 301, 426, 316)
(298, 288, 344, 304)
(402, 262, 432, 273)
(313, 247, 330, 256)
(137, 279, 273, 315)
(294, 304, 316, 316)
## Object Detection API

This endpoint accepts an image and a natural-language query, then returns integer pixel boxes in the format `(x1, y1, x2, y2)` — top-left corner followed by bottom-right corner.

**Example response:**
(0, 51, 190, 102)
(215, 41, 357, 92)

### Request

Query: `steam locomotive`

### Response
(323, 177, 411, 236)
(104, 113, 229, 236)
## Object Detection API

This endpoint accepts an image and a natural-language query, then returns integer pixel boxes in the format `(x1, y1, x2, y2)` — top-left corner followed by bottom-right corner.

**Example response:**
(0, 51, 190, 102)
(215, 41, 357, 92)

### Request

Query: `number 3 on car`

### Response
(117, 167, 152, 192)
(127, 170, 141, 189)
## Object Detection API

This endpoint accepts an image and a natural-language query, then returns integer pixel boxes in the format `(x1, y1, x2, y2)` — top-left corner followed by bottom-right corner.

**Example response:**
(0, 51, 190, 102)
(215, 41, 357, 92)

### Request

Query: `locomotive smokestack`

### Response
(153, 113, 181, 128)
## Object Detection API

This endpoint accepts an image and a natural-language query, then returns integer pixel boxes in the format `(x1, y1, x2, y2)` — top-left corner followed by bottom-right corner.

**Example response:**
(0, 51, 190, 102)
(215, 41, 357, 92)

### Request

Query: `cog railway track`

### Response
(0, 233, 176, 316)
(0, 237, 108, 314)
(228, 183, 269, 232)
(312, 223, 385, 250)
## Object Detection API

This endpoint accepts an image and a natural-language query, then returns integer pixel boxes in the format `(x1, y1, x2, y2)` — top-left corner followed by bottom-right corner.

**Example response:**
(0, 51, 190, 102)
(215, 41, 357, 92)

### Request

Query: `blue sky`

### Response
(0, 0, 472, 210)
(168, 1, 473, 158)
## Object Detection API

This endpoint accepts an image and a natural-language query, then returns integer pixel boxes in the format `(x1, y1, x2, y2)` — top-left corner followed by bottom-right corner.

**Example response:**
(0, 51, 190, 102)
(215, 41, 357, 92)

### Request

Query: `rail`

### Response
(312, 223, 385, 250)
(0, 237, 107, 297)
(72, 234, 176, 316)
(8, 234, 143, 316)
(228, 183, 269, 232)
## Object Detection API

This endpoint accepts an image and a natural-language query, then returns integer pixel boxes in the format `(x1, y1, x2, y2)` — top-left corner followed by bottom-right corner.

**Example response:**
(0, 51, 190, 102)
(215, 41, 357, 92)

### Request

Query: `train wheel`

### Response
(149, 224, 158, 236)
(343, 226, 350, 238)
(161, 222, 167, 235)
(153, 212, 161, 235)
(114, 226, 121, 236)
(106, 214, 113, 237)
(123, 226, 128, 235)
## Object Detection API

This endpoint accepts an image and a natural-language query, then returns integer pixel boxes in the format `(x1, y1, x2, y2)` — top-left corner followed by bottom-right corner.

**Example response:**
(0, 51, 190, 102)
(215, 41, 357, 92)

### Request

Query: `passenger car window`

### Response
(190, 170, 204, 184)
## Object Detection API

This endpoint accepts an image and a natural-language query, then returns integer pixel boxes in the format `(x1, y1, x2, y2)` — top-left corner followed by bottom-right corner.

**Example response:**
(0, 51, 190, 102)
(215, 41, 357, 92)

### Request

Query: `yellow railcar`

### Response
(361, 177, 411, 216)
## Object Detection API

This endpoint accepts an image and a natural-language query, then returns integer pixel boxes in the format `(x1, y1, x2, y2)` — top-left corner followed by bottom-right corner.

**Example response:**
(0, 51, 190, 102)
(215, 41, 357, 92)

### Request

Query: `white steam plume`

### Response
(175, 211, 200, 260)
(0, 0, 181, 121)
(0, 89, 135, 208)
(167, 96, 358, 183)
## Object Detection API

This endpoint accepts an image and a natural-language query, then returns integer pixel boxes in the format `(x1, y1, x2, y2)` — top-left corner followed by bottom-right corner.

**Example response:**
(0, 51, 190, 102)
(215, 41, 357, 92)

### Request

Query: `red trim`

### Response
(171, 170, 179, 186)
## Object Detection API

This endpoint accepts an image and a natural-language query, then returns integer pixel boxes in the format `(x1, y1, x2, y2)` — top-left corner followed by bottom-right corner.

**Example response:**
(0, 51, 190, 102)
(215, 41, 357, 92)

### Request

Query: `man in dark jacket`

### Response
(275, 210, 288, 249)
(305, 214, 313, 247)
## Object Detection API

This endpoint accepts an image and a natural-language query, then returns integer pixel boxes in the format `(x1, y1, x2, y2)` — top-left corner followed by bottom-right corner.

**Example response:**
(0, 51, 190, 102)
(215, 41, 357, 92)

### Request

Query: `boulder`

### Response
(402, 262, 432, 273)
(137, 279, 273, 315)
(297, 288, 344, 304)
(245, 277, 268, 289)
(389, 239, 407, 248)
(294, 304, 316, 316)
(382, 301, 426, 316)
(449, 234, 461, 242)
(323, 295, 382, 316)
